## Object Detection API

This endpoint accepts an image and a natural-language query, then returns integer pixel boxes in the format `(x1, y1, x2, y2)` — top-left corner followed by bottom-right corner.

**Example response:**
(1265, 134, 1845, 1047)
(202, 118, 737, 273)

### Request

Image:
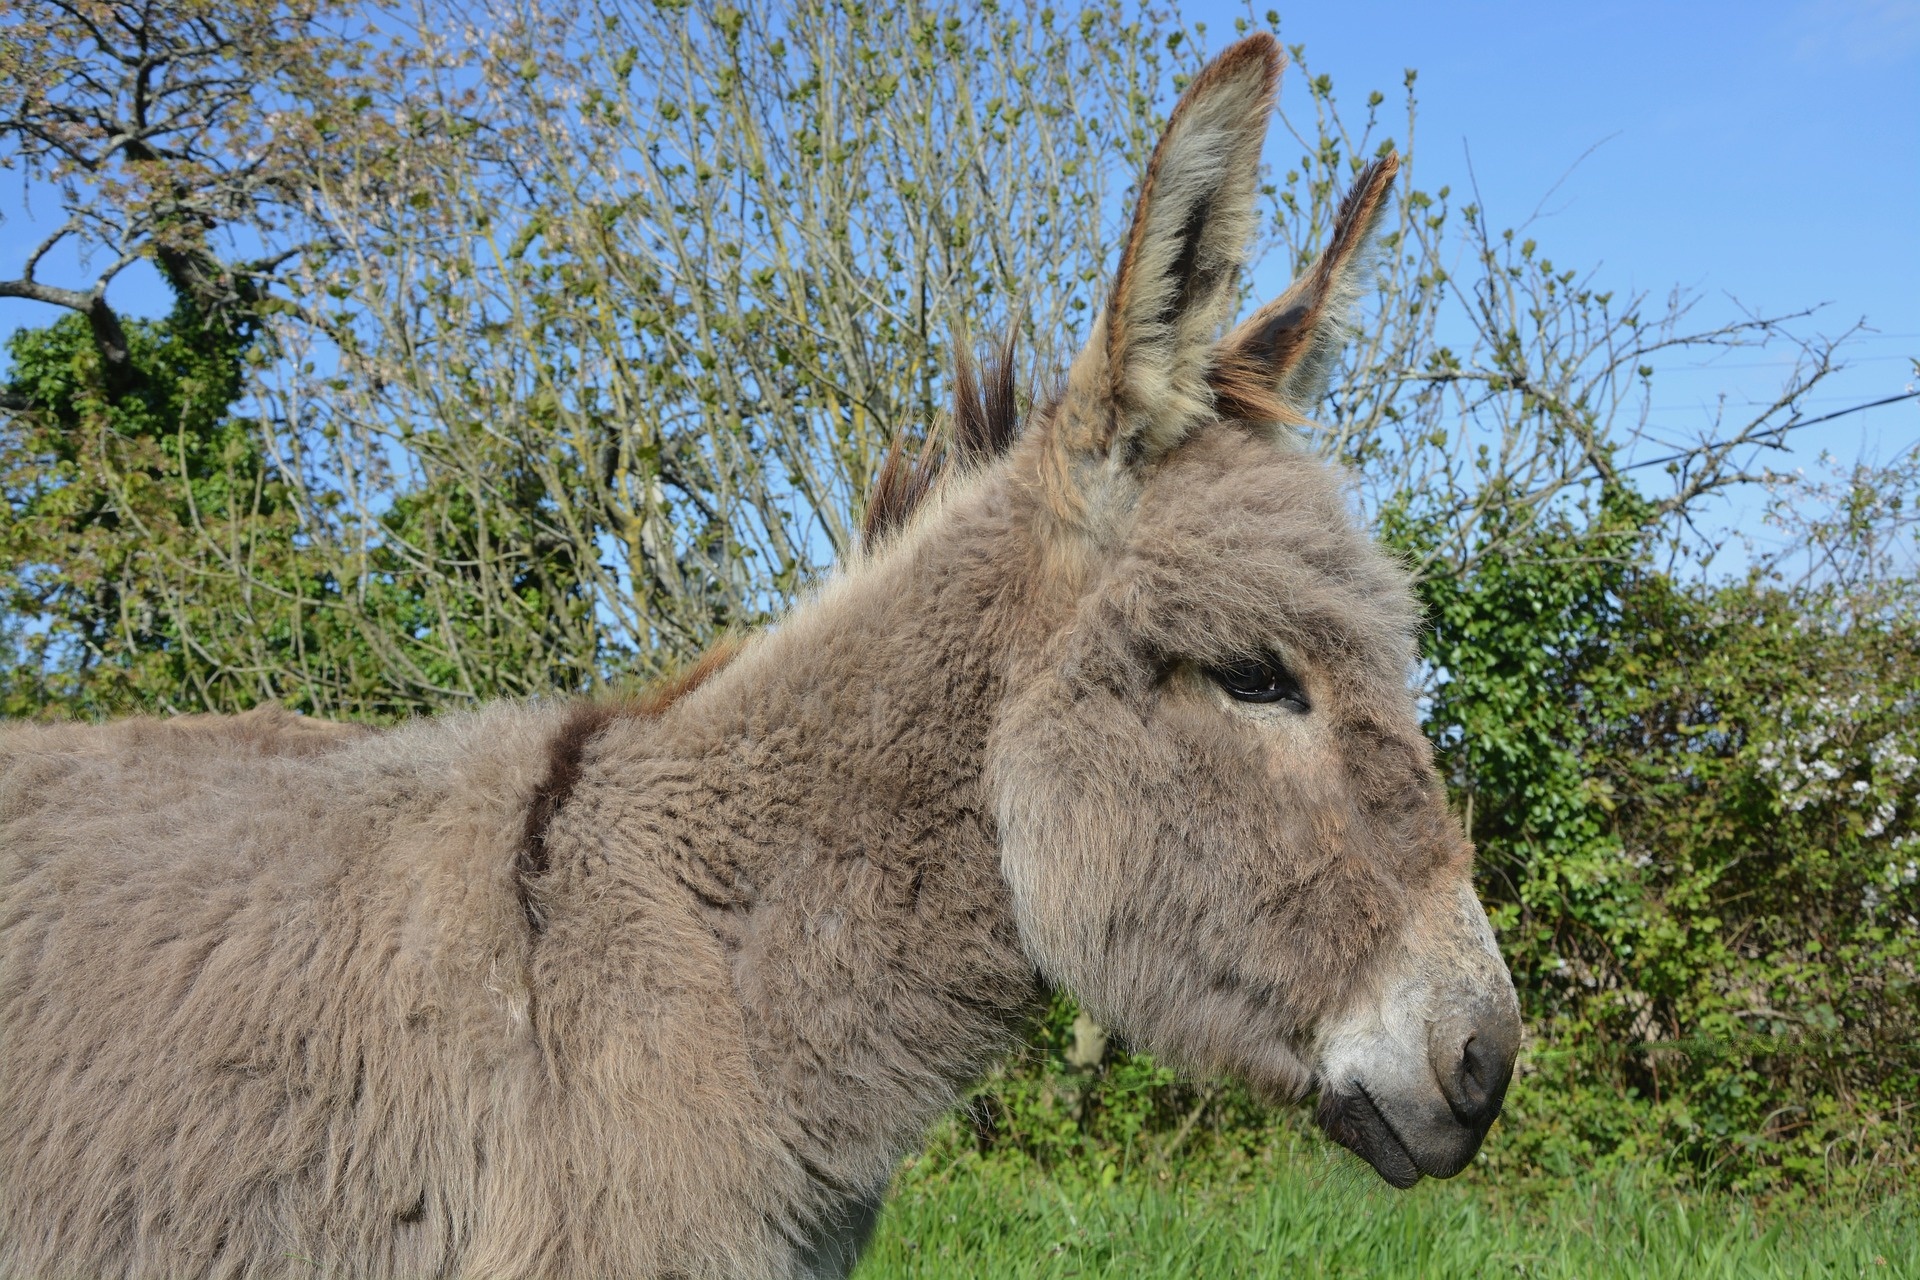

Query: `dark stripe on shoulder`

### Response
(516, 701, 621, 933)
(513, 640, 743, 933)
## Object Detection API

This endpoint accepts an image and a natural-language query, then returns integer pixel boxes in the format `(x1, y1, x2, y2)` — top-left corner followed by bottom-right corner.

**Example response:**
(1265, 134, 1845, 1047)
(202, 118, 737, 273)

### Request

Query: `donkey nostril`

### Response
(1433, 1021, 1514, 1129)
(1455, 1036, 1492, 1106)
(1430, 999, 1521, 1131)
(1463, 1036, 1492, 1089)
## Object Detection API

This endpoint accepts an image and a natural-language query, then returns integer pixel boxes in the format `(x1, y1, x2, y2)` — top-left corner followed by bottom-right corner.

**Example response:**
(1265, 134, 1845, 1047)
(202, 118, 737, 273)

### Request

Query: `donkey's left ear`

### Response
(1210, 153, 1400, 429)
(1057, 35, 1282, 471)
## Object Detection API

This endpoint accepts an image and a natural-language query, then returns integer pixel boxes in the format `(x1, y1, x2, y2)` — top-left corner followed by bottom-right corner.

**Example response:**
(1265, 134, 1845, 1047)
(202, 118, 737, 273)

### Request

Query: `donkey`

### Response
(0, 34, 1520, 1279)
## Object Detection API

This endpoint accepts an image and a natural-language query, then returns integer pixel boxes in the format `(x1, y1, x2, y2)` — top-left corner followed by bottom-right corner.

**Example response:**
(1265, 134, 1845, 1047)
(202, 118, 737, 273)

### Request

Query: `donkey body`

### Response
(0, 36, 1520, 1279)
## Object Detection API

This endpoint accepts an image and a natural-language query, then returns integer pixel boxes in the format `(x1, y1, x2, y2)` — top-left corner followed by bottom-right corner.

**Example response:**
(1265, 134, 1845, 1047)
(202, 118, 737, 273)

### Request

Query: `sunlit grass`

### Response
(856, 1143, 1917, 1279)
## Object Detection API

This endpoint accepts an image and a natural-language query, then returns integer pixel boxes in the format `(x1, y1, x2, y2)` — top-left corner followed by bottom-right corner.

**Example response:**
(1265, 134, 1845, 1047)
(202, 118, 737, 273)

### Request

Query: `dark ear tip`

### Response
(1206, 31, 1283, 83)
(1333, 154, 1401, 240)
(1232, 30, 1281, 58)
(1221, 29, 1282, 56)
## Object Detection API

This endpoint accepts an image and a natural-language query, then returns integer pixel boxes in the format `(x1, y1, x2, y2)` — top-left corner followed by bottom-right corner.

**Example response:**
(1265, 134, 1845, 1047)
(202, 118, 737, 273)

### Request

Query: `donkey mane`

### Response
(516, 356, 1029, 928)
(863, 339, 1026, 547)
(514, 359, 1027, 926)
(506, 364, 1036, 924)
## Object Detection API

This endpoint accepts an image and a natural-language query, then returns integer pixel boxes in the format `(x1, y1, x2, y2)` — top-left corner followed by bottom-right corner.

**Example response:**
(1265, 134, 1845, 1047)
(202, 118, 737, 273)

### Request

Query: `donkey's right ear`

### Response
(1053, 35, 1282, 480)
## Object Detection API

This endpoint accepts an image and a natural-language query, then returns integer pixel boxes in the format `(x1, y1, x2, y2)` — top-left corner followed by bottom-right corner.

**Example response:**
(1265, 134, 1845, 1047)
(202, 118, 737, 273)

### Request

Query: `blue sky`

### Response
(1190, 0, 1919, 558)
(5, 0, 1915, 561)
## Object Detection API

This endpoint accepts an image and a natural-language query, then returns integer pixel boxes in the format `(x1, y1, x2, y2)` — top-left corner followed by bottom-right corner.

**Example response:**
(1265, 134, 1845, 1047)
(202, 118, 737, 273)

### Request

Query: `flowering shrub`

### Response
(1401, 523, 1917, 1192)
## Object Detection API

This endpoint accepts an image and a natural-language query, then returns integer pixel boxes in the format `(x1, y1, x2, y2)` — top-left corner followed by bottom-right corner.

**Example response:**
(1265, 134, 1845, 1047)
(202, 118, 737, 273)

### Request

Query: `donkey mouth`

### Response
(1314, 1084, 1422, 1189)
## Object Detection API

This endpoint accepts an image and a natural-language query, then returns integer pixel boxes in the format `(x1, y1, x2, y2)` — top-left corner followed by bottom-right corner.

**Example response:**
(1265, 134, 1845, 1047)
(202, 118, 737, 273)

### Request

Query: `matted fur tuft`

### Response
(862, 335, 1025, 547)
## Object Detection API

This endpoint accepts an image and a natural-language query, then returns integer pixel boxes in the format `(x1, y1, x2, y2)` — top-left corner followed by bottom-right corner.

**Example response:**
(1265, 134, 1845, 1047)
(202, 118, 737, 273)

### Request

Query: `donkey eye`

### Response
(1212, 658, 1310, 712)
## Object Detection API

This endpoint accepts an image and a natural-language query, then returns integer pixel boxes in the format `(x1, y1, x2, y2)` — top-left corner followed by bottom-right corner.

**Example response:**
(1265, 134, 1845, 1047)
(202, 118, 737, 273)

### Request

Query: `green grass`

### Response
(855, 1144, 1919, 1279)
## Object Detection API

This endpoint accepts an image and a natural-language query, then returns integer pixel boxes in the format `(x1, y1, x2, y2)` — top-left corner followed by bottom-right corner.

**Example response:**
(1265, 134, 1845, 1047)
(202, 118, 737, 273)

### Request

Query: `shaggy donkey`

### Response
(0, 35, 1520, 1279)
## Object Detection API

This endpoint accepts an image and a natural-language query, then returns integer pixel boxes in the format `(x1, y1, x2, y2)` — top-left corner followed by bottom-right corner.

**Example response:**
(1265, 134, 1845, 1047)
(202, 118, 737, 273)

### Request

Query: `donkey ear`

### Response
(1060, 35, 1281, 468)
(1210, 154, 1400, 429)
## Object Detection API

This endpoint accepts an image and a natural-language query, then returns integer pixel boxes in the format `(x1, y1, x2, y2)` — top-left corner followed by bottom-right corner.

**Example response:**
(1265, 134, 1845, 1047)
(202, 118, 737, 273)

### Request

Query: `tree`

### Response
(0, 0, 375, 374)
(3, 0, 1859, 713)
(0, 0, 397, 713)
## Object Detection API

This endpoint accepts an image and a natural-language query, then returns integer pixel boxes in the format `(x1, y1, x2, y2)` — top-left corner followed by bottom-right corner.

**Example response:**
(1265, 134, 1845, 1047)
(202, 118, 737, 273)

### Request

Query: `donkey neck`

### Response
(612, 464, 1056, 1196)
(683, 469, 1043, 869)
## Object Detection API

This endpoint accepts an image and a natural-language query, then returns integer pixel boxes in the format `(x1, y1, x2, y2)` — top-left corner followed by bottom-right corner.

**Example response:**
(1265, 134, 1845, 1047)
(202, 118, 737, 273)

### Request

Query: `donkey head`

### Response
(985, 34, 1521, 1187)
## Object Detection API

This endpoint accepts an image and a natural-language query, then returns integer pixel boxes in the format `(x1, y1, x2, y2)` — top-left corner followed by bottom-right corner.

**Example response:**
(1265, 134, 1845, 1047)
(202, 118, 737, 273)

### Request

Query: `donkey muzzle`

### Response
(1315, 988, 1520, 1187)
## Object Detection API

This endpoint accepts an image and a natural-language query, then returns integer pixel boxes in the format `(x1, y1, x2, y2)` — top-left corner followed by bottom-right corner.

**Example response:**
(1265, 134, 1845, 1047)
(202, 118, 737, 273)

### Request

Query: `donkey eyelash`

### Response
(1210, 656, 1311, 712)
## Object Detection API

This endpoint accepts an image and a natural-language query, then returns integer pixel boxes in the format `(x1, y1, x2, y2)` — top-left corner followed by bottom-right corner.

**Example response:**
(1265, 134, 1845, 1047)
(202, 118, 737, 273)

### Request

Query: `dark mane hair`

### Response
(862, 336, 1025, 547)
